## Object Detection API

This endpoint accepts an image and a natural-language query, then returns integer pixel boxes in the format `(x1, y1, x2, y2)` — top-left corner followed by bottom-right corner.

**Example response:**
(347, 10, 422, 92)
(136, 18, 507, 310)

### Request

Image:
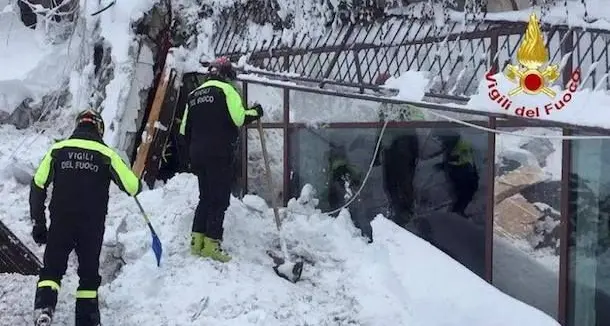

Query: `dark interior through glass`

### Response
(289, 125, 488, 277)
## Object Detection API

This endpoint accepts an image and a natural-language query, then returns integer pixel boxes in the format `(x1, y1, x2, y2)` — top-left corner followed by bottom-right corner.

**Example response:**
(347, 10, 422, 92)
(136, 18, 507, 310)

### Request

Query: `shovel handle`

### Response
(257, 120, 282, 231)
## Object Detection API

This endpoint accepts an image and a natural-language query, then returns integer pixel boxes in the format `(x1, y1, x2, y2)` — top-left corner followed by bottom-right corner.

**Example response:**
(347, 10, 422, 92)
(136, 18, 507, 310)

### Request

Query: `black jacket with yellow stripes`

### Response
(29, 125, 142, 224)
(179, 77, 259, 165)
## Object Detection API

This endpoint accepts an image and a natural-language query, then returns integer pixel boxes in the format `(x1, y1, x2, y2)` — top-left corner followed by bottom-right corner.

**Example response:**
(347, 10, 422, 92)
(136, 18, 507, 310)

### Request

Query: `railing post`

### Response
(489, 30, 499, 73)
(353, 50, 365, 94)
(485, 117, 496, 283)
(283, 55, 291, 206)
(560, 29, 574, 88)
(558, 128, 573, 326)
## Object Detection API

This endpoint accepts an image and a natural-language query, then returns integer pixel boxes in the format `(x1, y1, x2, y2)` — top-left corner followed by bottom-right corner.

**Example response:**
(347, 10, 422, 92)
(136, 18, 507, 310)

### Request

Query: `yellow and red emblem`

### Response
(504, 13, 560, 98)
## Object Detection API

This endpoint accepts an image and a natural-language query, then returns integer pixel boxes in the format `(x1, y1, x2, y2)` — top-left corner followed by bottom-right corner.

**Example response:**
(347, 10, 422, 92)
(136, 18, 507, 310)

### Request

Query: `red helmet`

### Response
(208, 56, 237, 80)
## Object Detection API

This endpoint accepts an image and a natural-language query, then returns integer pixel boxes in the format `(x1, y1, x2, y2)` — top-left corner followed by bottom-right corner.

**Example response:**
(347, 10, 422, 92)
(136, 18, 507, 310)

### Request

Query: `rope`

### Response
(321, 119, 389, 216)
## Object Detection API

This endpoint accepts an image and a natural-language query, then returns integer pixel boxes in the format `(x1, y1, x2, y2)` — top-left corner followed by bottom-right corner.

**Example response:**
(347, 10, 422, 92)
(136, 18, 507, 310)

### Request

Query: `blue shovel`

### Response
(134, 197, 163, 267)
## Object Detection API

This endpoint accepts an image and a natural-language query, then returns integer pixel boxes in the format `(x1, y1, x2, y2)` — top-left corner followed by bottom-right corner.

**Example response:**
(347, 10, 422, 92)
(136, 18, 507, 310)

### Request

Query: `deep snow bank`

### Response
(0, 4, 81, 120)
(1, 165, 560, 326)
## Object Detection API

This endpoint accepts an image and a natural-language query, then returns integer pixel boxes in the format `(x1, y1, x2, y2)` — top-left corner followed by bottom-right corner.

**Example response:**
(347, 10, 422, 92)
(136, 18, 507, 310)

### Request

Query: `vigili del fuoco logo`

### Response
(485, 13, 581, 118)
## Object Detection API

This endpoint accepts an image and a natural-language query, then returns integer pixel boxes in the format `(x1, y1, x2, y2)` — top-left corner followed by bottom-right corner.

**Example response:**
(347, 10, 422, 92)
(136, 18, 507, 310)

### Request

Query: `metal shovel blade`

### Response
(267, 250, 303, 283)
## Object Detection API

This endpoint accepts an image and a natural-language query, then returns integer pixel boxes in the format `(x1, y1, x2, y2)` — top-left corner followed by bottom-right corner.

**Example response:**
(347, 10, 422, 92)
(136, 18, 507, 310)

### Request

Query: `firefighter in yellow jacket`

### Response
(30, 109, 142, 326)
(179, 57, 263, 262)
(433, 130, 479, 217)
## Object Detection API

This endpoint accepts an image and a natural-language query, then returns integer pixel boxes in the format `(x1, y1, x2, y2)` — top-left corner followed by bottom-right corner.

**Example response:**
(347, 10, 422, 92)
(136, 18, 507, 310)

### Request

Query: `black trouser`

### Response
(446, 163, 479, 217)
(35, 212, 104, 325)
(192, 155, 233, 241)
(383, 141, 417, 227)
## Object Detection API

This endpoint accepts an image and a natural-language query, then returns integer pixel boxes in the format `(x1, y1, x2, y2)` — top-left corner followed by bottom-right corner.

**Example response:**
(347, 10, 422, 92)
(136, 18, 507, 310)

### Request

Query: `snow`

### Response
(467, 70, 610, 130)
(0, 1, 599, 325)
(495, 128, 563, 180)
(0, 155, 560, 325)
(0, 5, 81, 115)
(90, 0, 159, 149)
(483, 0, 610, 30)
(0, 100, 560, 326)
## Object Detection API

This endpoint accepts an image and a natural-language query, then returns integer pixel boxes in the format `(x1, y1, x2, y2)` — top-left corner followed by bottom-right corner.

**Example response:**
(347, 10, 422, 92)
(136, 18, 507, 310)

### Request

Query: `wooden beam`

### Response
(132, 67, 171, 179)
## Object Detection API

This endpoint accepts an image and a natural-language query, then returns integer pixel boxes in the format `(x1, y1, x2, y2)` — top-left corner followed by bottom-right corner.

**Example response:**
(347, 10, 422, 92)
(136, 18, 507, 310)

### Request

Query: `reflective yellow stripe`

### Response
(179, 104, 189, 135)
(76, 290, 97, 299)
(33, 150, 54, 189)
(201, 80, 248, 127)
(37, 280, 60, 291)
(46, 139, 141, 196)
(245, 109, 258, 117)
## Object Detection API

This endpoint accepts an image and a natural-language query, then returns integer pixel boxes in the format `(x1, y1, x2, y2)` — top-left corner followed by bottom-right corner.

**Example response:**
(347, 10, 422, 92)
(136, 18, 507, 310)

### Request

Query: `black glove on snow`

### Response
(32, 222, 47, 245)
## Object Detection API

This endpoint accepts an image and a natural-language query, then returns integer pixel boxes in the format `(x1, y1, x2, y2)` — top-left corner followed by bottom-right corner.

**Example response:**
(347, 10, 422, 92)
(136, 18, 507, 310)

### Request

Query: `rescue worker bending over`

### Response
(29, 109, 142, 326)
(179, 57, 263, 262)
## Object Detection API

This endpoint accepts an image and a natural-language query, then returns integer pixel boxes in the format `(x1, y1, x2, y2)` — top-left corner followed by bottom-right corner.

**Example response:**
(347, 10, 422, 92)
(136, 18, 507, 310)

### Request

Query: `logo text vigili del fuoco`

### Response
(486, 13, 580, 117)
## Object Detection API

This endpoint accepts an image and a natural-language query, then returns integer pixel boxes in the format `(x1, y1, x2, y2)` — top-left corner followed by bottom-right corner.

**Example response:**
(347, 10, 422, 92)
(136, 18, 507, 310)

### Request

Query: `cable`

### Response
(424, 109, 610, 139)
(315, 119, 389, 216)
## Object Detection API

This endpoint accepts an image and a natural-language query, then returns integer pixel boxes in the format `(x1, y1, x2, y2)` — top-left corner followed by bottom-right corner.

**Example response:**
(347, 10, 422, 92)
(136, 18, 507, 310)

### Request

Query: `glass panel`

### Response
(245, 83, 284, 123)
(289, 90, 381, 123)
(289, 125, 488, 276)
(568, 133, 610, 326)
(492, 127, 562, 320)
(247, 128, 284, 205)
(422, 98, 490, 121)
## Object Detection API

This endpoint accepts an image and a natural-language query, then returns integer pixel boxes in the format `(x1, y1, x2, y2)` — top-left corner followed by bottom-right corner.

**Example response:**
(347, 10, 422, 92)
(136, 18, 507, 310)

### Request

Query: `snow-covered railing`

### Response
(211, 13, 610, 100)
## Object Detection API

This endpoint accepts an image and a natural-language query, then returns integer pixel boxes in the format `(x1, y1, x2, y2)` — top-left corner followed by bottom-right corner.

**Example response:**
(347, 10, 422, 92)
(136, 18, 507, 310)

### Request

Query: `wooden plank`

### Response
(141, 70, 180, 187)
(132, 66, 171, 178)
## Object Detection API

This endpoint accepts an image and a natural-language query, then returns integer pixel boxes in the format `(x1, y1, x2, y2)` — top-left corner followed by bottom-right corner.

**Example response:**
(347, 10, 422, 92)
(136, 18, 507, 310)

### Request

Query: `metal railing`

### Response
(211, 11, 610, 100)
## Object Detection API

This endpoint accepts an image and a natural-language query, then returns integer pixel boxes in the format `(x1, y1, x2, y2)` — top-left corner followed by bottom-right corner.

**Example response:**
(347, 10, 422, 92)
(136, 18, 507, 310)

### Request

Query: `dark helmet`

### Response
(76, 109, 105, 136)
(208, 56, 237, 80)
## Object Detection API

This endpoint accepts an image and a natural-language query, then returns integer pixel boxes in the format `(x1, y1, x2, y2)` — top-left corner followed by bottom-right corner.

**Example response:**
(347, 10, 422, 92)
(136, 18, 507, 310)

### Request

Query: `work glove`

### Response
(250, 103, 264, 118)
(32, 222, 47, 245)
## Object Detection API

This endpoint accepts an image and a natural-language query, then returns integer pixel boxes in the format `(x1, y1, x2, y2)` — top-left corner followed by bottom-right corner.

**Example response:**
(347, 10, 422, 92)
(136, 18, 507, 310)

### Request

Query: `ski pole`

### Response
(134, 196, 163, 267)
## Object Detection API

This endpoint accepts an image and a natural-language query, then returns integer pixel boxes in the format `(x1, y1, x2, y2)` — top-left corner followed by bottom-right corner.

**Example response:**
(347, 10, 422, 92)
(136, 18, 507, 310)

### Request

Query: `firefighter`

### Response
(179, 57, 263, 262)
(433, 131, 479, 217)
(375, 133, 419, 228)
(29, 109, 142, 326)
(325, 145, 374, 242)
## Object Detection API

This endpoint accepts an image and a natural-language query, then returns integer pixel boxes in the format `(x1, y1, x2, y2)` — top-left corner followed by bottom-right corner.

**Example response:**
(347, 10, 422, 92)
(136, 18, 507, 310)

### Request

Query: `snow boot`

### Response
(34, 307, 54, 326)
(75, 298, 101, 326)
(201, 237, 231, 262)
(191, 232, 205, 256)
(34, 283, 58, 326)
